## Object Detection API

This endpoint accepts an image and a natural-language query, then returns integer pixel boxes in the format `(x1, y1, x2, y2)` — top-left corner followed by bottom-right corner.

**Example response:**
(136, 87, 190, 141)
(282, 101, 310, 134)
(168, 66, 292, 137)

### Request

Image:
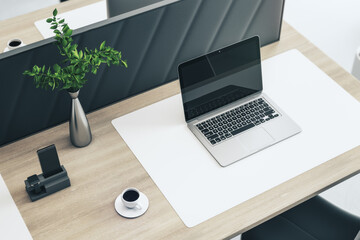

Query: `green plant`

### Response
(24, 9, 127, 92)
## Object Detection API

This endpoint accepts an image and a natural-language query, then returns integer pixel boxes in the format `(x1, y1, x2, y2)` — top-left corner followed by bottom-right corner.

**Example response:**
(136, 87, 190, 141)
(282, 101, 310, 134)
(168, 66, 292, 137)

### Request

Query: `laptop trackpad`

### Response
(237, 128, 274, 152)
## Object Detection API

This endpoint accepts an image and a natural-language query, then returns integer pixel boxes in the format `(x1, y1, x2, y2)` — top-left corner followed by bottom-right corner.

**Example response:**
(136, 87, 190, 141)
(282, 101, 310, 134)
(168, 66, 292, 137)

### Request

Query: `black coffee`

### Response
(9, 40, 21, 47)
(123, 190, 139, 202)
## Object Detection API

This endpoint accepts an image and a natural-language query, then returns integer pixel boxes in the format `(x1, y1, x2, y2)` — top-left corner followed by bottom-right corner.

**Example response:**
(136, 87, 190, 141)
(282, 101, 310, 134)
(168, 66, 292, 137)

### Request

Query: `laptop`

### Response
(177, 36, 301, 167)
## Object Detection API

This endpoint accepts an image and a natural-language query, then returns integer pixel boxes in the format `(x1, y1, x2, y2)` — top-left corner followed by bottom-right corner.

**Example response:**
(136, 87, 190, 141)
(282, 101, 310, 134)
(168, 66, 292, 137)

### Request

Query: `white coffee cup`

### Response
(121, 188, 142, 210)
(4, 38, 25, 52)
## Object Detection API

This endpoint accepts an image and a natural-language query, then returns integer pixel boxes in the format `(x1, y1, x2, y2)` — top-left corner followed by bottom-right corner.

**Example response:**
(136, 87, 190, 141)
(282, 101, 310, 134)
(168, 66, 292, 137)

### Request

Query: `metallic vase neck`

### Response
(68, 90, 80, 99)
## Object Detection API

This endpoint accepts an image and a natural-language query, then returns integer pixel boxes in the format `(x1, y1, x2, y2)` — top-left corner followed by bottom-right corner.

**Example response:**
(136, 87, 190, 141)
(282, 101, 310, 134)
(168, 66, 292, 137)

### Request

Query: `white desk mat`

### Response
(35, 1, 107, 39)
(112, 50, 360, 227)
(0, 174, 33, 240)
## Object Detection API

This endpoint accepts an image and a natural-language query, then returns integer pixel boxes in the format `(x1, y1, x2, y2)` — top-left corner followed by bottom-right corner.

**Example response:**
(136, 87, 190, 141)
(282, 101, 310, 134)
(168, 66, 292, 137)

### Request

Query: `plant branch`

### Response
(23, 8, 127, 91)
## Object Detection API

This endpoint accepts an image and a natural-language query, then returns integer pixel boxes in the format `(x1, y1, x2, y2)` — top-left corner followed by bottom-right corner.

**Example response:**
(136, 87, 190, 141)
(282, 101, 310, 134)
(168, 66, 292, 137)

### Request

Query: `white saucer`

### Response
(3, 47, 9, 52)
(114, 192, 149, 219)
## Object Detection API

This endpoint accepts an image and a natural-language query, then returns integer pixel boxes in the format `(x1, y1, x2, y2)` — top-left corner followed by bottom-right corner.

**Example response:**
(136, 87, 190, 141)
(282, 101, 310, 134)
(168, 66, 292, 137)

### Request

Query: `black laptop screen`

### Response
(178, 36, 263, 121)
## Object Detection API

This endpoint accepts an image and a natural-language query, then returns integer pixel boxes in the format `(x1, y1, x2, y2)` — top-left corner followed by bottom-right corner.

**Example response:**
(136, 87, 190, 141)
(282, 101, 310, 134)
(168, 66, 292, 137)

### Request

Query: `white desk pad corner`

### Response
(112, 49, 360, 227)
(35, 1, 107, 39)
(0, 174, 33, 240)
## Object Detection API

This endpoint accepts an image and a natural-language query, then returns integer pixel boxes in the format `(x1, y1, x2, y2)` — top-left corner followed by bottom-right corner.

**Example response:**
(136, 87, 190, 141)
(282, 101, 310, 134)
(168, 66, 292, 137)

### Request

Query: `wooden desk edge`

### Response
(220, 147, 360, 240)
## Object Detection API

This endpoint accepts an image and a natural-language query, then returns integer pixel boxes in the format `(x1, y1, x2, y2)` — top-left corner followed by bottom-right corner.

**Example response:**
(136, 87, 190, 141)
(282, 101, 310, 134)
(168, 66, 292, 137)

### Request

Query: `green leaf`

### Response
(79, 50, 83, 59)
(122, 60, 128, 68)
(59, 19, 65, 24)
(95, 56, 100, 63)
(70, 44, 77, 52)
(75, 68, 82, 74)
(64, 29, 73, 37)
(46, 18, 53, 23)
(50, 25, 57, 30)
(53, 64, 61, 73)
(72, 50, 79, 59)
(100, 41, 105, 51)
(53, 8, 58, 17)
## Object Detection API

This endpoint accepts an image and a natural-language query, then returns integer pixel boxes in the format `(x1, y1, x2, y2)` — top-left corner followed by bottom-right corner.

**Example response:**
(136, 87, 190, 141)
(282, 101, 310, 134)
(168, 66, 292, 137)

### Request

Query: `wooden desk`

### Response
(1, 2, 360, 240)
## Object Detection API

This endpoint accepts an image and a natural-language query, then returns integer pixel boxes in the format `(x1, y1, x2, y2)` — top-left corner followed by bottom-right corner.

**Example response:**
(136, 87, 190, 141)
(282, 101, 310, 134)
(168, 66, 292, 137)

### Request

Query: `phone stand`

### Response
(25, 145, 70, 201)
(25, 166, 70, 201)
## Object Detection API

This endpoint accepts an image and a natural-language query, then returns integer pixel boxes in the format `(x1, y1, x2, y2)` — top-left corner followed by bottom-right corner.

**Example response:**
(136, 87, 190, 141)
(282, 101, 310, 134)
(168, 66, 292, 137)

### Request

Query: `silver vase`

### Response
(68, 90, 92, 147)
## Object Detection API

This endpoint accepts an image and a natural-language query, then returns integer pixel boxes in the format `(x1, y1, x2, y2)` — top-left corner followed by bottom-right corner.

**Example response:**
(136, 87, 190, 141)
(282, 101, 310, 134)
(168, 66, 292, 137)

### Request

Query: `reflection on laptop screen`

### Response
(178, 36, 263, 121)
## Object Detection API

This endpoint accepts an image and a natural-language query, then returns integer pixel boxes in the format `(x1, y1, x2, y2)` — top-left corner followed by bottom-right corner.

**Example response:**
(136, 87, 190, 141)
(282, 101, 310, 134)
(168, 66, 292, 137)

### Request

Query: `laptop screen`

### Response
(178, 36, 263, 121)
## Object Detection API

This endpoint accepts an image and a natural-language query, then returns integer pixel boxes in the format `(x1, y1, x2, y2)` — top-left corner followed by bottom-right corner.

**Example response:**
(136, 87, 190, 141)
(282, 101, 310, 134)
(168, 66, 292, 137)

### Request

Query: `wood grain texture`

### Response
(0, 3, 360, 239)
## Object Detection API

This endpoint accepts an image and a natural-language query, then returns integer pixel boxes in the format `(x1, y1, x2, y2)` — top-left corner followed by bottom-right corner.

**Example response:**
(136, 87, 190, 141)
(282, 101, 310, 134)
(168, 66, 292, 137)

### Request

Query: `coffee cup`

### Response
(121, 188, 142, 210)
(5, 38, 25, 52)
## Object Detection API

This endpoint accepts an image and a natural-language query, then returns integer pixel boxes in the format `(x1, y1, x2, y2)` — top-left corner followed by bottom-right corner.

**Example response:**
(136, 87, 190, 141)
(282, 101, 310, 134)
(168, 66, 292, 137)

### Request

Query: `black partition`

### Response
(0, 0, 285, 146)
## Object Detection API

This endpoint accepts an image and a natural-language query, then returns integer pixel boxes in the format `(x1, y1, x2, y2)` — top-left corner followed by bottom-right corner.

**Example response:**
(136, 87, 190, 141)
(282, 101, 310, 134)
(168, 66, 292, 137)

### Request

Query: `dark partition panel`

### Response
(0, 0, 284, 146)
(107, 0, 165, 17)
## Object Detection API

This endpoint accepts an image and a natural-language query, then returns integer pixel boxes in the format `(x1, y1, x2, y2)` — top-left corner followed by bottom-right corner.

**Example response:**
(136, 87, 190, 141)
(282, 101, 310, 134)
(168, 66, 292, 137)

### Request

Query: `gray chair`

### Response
(242, 196, 360, 240)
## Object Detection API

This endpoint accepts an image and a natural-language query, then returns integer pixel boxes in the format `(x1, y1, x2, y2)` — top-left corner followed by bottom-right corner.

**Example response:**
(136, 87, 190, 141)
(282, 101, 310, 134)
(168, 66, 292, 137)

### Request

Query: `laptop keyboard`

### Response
(195, 98, 279, 145)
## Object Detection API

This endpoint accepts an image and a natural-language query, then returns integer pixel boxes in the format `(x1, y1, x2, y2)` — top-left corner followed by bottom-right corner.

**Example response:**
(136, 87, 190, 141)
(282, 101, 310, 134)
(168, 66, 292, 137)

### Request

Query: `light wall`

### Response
(284, 0, 360, 75)
(284, 0, 360, 216)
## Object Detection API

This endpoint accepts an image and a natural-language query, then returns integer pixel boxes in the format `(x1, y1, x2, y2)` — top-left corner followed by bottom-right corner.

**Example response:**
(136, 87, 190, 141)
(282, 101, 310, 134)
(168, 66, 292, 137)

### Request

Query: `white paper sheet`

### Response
(0, 174, 32, 239)
(34, 1, 107, 39)
(112, 50, 360, 227)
